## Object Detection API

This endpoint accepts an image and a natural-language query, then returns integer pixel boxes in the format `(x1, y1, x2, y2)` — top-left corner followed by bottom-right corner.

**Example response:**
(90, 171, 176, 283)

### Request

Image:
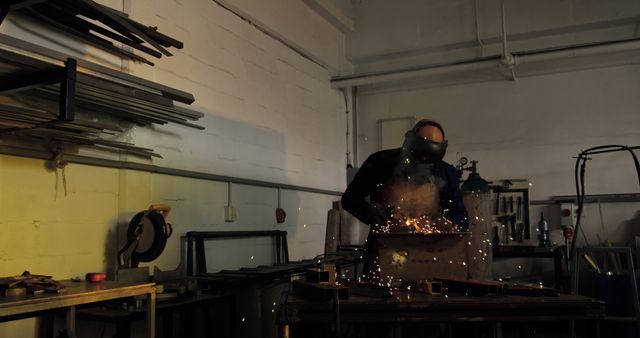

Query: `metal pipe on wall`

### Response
(499, 0, 516, 80)
(474, 0, 484, 56)
(500, 0, 509, 60)
(0, 145, 343, 196)
(514, 38, 640, 65)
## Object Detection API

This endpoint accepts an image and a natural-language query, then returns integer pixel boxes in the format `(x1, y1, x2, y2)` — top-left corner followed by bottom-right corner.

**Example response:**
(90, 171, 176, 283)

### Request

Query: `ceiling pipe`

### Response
(499, 0, 516, 80)
(330, 57, 501, 88)
(515, 38, 640, 65)
(474, 0, 485, 56)
(331, 38, 640, 89)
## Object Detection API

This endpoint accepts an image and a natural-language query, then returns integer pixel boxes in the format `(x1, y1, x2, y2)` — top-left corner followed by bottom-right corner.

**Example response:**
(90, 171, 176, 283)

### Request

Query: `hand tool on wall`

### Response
(492, 225, 501, 246)
(516, 196, 522, 220)
(509, 216, 517, 242)
(515, 219, 526, 243)
(494, 191, 500, 214)
(509, 196, 514, 214)
(502, 196, 507, 215)
(497, 216, 510, 244)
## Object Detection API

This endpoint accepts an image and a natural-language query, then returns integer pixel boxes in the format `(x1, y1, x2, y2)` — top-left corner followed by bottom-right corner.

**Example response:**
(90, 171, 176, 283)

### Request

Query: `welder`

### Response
(341, 119, 468, 278)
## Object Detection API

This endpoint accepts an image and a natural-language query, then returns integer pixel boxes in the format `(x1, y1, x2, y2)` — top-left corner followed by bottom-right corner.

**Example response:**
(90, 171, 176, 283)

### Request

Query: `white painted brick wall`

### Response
(0, 1, 346, 336)
(127, 0, 346, 192)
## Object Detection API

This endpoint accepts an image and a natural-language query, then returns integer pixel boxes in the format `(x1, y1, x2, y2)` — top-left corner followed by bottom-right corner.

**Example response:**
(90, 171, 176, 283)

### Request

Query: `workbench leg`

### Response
(280, 324, 290, 338)
(182, 308, 196, 337)
(147, 290, 156, 338)
(569, 320, 575, 338)
(115, 320, 132, 338)
(554, 247, 564, 290)
(66, 305, 76, 336)
(163, 313, 174, 338)
(493, 322, 503, 338)
(385, 324, 402, 338)
(203, 304, 214, 338)
(38, 314, 54, 338)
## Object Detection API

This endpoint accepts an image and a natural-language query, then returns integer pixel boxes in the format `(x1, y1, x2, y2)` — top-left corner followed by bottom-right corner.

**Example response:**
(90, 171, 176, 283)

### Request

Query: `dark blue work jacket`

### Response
(341, 148, 469, 230)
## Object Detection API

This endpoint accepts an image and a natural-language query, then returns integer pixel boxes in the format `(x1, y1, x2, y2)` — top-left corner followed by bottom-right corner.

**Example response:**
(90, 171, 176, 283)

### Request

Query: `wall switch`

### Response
(560, 203, 582, 227)
(225, 206, 237, 222)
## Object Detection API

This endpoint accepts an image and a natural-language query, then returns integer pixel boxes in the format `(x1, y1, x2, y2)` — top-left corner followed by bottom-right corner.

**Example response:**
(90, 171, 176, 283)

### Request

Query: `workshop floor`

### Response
(291, 321, 612, 338)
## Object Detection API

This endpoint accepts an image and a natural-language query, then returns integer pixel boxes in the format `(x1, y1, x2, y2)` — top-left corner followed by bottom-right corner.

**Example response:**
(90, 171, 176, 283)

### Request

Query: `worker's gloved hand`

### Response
(368, 202, 388, 232)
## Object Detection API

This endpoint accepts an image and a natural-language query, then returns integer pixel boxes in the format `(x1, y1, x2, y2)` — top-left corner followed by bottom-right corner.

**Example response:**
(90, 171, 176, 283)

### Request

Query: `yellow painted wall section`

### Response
(0, 155, 119, 278)
(0, 154, 334, 337)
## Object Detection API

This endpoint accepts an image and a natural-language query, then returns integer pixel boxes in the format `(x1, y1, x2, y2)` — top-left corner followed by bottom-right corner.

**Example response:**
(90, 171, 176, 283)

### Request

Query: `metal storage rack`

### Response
(0, 33, 204, 158)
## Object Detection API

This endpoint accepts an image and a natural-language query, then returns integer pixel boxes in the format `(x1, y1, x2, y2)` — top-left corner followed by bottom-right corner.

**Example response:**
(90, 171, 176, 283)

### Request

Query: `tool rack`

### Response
(492, 186, 531, 244)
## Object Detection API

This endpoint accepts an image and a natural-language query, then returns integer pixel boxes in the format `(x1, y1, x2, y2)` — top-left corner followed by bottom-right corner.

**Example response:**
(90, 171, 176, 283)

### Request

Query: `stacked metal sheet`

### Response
(0, 34, 204, 158)
(194, 258, 360, 287)
(7, 0, 184, 66)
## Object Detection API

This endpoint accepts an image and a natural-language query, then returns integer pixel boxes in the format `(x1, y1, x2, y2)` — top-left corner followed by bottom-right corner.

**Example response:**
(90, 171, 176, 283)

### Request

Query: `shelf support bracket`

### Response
(59, 58, 76, 121)
(0, 57, 76, 122)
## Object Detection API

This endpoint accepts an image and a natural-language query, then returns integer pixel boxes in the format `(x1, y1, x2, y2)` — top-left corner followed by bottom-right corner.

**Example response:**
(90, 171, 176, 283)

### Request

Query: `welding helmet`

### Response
(403, 119, 448, 164)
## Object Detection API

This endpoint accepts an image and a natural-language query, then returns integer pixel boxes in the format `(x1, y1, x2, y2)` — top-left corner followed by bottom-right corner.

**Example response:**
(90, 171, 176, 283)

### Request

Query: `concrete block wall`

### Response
(0, 0, 347, 336)
(124, 0, 347, 191)
(356, 64, 640, 282)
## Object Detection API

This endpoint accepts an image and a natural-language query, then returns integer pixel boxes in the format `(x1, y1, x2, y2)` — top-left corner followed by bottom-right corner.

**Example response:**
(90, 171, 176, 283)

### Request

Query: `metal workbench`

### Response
(276, 290, 605, 338)
(0, 280, 156, 338)
(77, 291, 233, 338)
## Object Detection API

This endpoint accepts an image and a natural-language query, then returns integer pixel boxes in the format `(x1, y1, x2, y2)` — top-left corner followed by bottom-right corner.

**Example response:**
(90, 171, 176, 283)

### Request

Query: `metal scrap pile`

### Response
(0, 271, 65, 296)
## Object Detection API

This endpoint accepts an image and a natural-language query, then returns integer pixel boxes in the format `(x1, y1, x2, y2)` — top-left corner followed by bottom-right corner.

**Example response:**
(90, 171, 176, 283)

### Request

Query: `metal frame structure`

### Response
(571, 246, 640, 336)
(277, 291, 605, 338)
(494, 245, 565, 290)
(186, 231, 290, 277)
(186, 231, 360, 289)
(0, 280, 156, 338)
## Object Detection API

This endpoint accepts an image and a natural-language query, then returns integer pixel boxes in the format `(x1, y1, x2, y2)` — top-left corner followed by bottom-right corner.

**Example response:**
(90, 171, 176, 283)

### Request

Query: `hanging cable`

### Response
(568, 145, 640, 263)
(341, 88, 352, 167)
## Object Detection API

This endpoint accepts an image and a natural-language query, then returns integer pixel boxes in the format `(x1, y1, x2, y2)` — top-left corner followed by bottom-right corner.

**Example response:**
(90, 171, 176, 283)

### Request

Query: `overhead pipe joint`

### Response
(500, 52, 515, 67)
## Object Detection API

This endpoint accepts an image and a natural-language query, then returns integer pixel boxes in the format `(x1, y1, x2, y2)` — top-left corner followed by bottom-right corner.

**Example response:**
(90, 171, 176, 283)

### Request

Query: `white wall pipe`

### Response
(500, 0, 509, 60)
(331, 39, 640, 89)
(515, 39, 640, 65)
(330, 59, 501, 88)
